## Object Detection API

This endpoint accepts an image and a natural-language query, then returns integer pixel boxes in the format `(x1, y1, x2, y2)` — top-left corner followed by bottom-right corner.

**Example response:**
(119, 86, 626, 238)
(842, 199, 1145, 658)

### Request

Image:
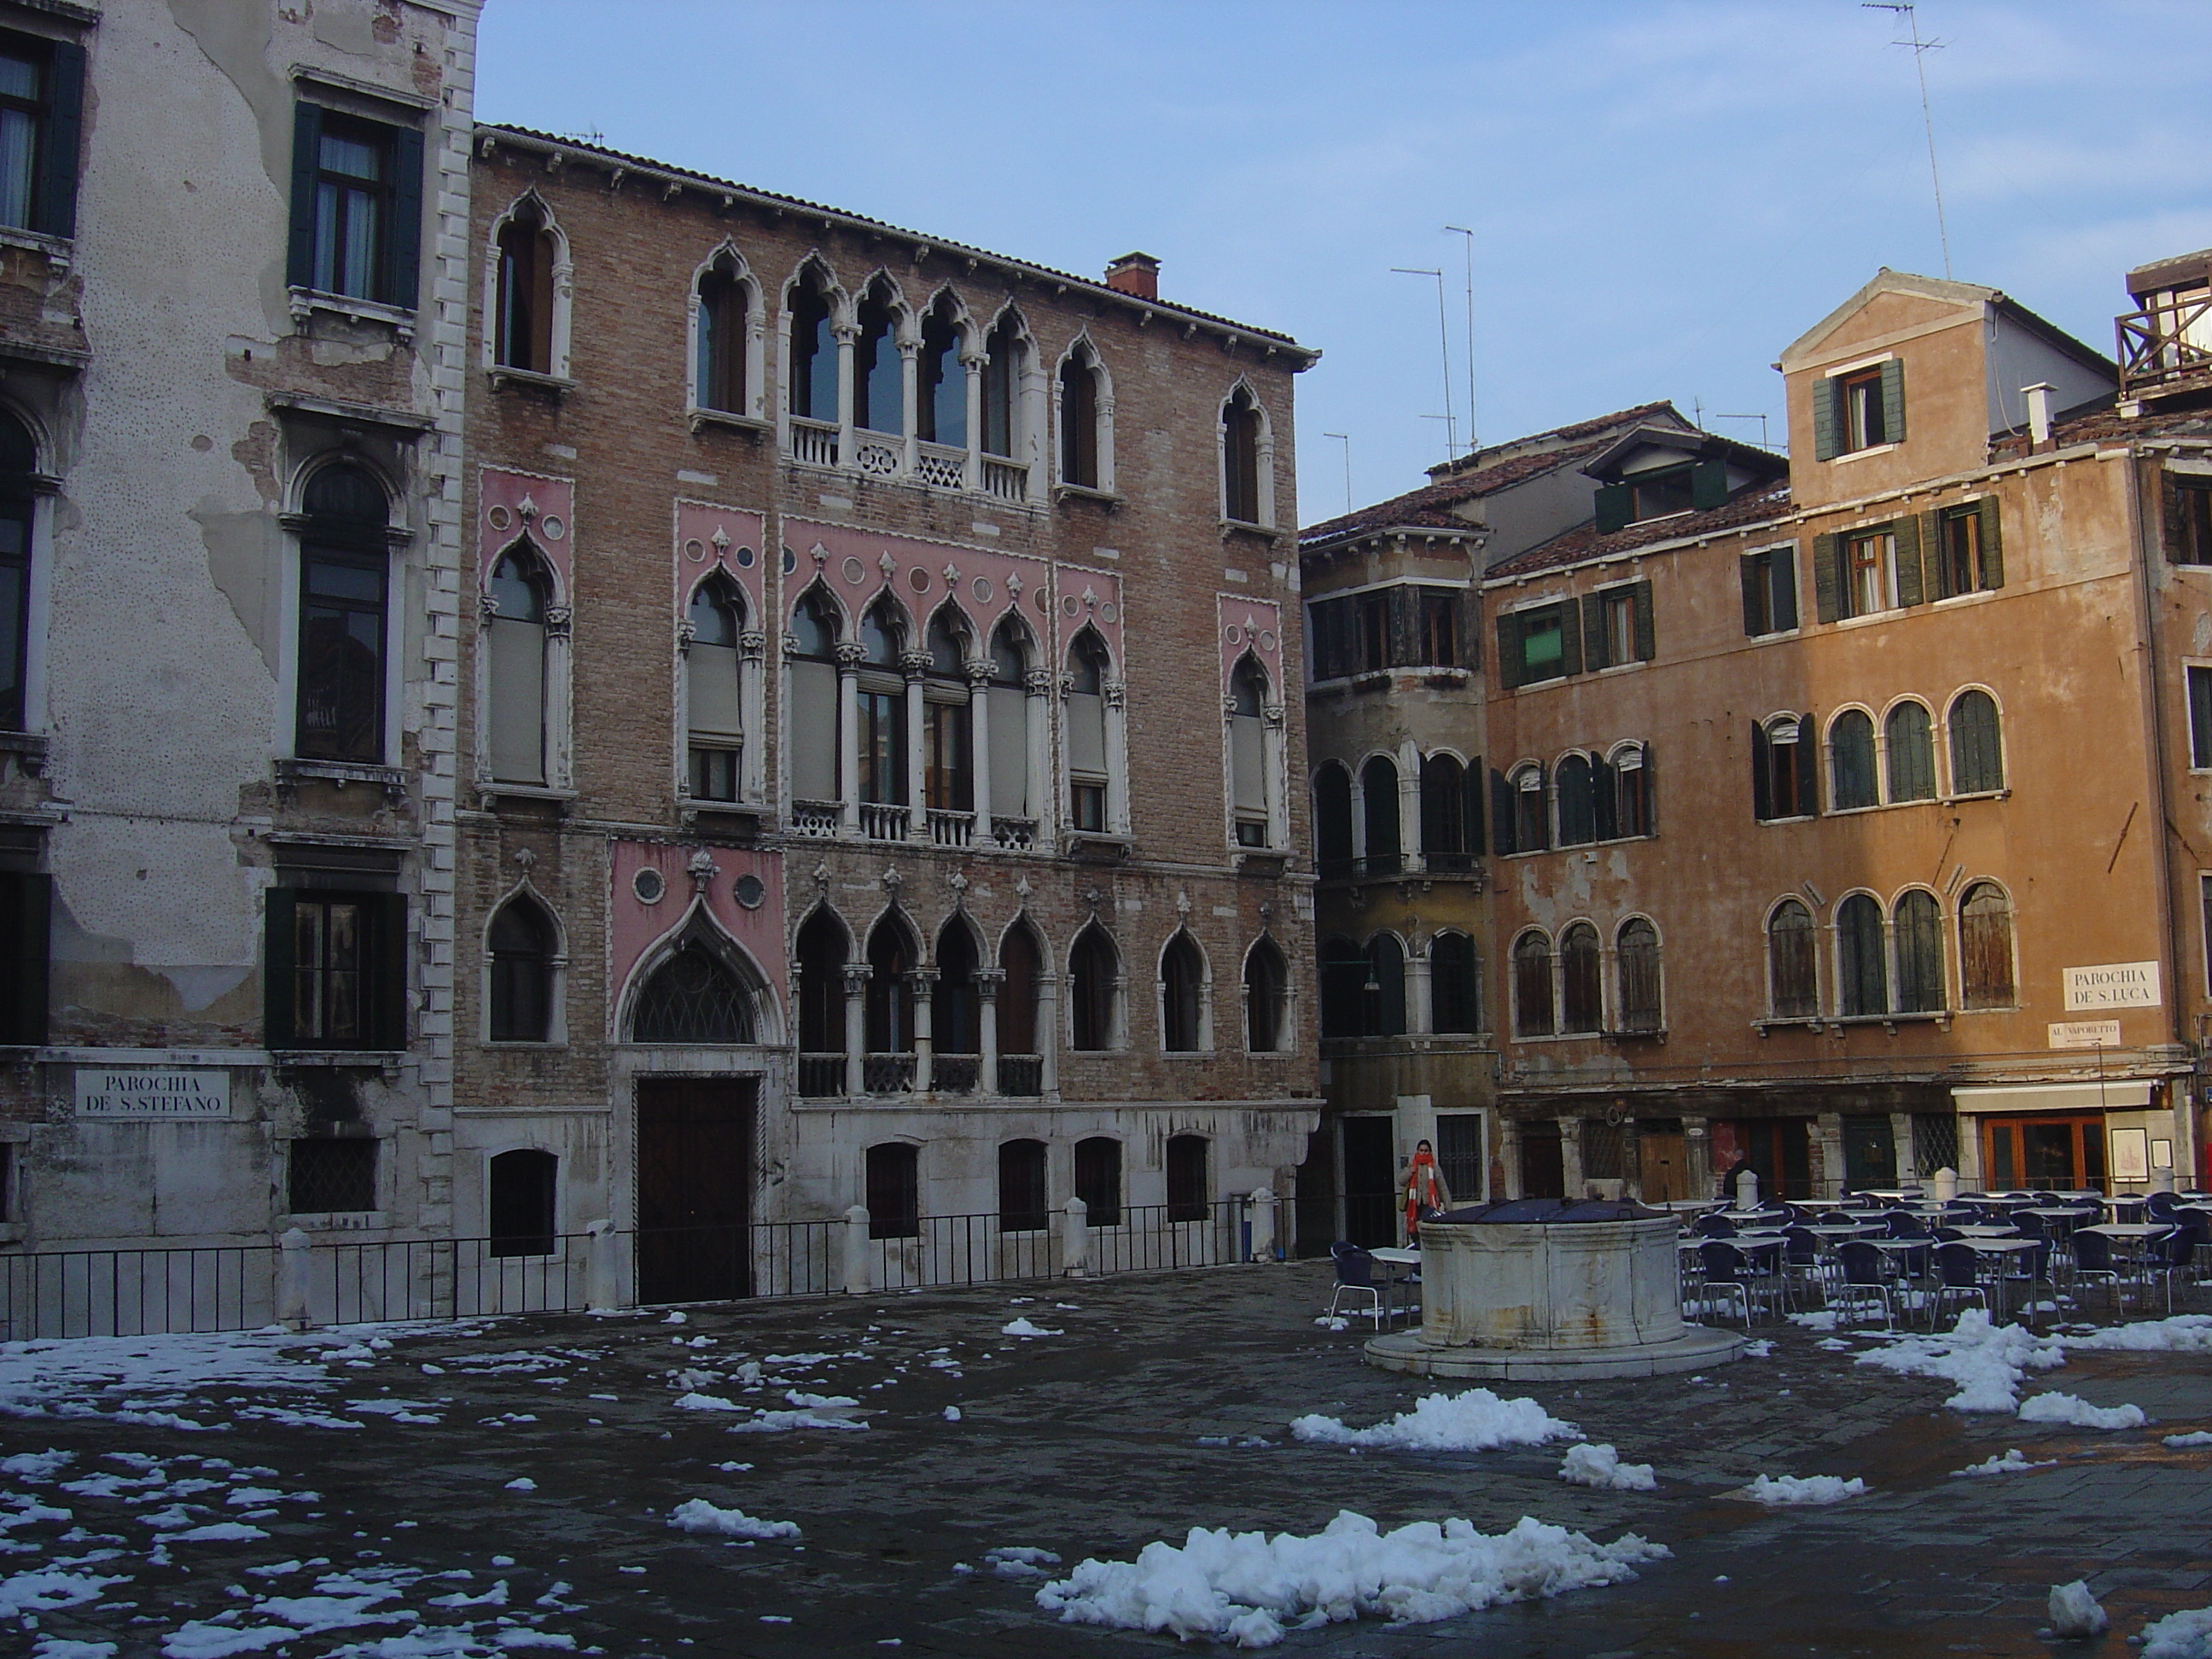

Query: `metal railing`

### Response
(1086, 1201, 1244, 1275)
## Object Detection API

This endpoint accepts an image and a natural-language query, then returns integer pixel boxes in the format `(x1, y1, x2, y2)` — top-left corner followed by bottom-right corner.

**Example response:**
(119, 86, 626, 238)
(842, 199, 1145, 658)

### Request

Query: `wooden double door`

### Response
(636, 1077, 756, 1304)
(1980, 1114, 2106, 1192)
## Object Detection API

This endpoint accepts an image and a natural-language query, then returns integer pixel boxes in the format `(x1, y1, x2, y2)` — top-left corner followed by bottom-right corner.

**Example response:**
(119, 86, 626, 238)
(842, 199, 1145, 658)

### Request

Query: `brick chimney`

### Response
(1105, 252, 1160, 300)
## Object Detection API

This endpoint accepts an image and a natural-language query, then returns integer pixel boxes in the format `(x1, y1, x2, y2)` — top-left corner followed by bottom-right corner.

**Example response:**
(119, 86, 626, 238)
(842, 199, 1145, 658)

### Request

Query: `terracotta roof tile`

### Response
(1487, 486, 1794, 580)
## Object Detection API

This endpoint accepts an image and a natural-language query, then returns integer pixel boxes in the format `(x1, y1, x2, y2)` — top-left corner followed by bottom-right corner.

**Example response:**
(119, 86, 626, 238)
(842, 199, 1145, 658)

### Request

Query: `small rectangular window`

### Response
(1071, 780, 1105, 832)
(2171, 477, 2212, 567)
(1166, 1134, 1208, 1223)
(1601, 589, 1636, 664)
(2191, 666, 2212, 770)
(0, 31, 81, 239)
(288, 1137, 376, 1214)
(287, 102, 424, 310)
(1842, 368, 1887, 450)
(1847, 531, 1893, 617)
(1355, 592, 1388, 674)
(1627, 465, 1694, 521)
(1519, 609, 1565, 682)
(1415, 590, 1458, 668)
(268, 888, 405, 1051)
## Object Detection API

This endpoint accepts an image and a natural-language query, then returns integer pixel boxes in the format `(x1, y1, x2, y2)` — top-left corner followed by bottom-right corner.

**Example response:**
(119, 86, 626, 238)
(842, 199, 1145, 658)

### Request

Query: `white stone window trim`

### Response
(480, 877, 570, 1049)
(1216, 375, 1278, 532)
(1050, 329, 1117, 498)
(675, 568, 764, 811)
(686, 240, 769, 426)
(276, 454, 412, 773)
(474, 529, 574, 798)
(480, 188, 575, 383)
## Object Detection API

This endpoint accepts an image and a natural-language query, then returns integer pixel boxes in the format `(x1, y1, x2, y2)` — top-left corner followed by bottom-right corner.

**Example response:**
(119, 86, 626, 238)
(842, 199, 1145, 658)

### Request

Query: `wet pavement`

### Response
(3, 1260, 2210, 1656)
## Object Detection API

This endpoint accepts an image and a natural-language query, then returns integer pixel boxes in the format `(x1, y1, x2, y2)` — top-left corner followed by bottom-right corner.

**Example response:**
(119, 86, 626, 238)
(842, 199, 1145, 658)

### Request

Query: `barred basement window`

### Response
(998, 1138, 1048, 1232)
(488, 1149, 556, 1256)
(1074, 1136, 1121, 1226)
(1166, 1135, 1208, 1223)
(866, 1143, 920, 1239)
(289, 1138, 375, 1214)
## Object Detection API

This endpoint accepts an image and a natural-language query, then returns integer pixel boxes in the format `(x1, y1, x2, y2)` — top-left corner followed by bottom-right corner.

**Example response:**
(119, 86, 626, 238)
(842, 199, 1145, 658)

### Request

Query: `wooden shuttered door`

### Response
(1741, 555, 1764, 637)
(1691, 458, 1728, 510)
(1489, 766, 1516, 856)
(1456, 590, 1481, 670)
(1812, 533, 1842, 624)
(1893, 515, 1926, 607)
(1554, 602, 1582, 678)
(1749, 720, 1771, 821)
(386, 124, 425, 310)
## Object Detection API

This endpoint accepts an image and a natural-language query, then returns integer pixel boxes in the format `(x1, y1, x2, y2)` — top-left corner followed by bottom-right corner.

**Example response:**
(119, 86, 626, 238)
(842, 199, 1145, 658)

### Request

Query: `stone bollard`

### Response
(1245, 1185, 1277, 1263)
(1062, 1195, 1089, 1277)
(1732, 1168, 1760, 1211)
(275, 1226, 313, 1331)
(1933, 1166, 1958, 1204)
(842, 1204, 872, 1295)
(585, 1218, 625, 1314)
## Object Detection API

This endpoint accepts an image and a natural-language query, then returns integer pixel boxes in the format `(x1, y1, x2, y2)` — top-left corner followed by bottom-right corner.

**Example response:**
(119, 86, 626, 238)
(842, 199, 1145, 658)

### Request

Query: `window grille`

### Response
(289, 1138, 375, 1214)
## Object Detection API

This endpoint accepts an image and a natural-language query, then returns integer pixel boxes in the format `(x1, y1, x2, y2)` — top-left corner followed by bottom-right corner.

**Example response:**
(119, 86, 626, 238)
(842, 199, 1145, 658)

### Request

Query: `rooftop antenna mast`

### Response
(1866, 1, 1952, 279)
(1443, 226, 1479, 452)
(1392, 266, 1457, 458)
(1323, 432, 1352, 515)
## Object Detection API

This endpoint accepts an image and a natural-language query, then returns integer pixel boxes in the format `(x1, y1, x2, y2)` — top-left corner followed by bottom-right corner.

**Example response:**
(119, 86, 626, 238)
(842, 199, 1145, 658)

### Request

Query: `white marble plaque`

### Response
(74, 1066, 232, 1120)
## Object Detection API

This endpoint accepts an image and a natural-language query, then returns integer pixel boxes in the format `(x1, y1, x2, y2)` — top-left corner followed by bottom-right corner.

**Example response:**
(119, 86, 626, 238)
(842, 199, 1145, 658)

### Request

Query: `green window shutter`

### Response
(1631, 579, 1656, 661)
(385, 123, 425, 311)
(37, 40, 84, 239)
(1495, 612, 1522, 690)
(1773, 548, 1799, 632)
(1639, 746, 1656, 832)
(1894, 515, 1924, 607)
(1465, 757, 1486, 855)
(1879, 358, 1906, 444)
(2165, 474, 2192, 564)
(1813, 533, 1842, 624)
(1556, 602, 1582, 678)
(1591, 752, 1618, 841)
(1458, 591, 1481, 671)
(1489, 766, 1516, 856)
(1798, 711, 1818, 815)
(1812, 377, 1840, 462)
(1978, 497, 2004, 590)
(287, 102, 323, 290)
(1593, 482, 1631, 534)
(1, 872, 49, 1045)
(264, 887, 298, 1048)
(1929, 512, 1954, 600)
(368, 892, 409, 1049)
(1691, 458, 1728, 510)
(1750, 721, 1771, 821)
(1580, 592, 1609, 671)
(1740, 554, 1765, 637)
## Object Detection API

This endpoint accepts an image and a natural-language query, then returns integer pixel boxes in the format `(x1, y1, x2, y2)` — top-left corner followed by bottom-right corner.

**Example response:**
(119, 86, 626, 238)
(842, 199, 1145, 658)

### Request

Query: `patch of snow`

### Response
(723, 1408, 868, 1434)
(666, 1499, 800, 1540)
(0, 1566, 131, 1615)
(943, 1406, 962, 1422)
(161, 1627, 301, 1658)
(1560, 1444, 1656, 1491)
(2017, 1392, 2145, 1430)
(504, 1478, 537, 1493)
(1736, 1474, 1866, 1505)
(1312, 1316, 1350, 1332)
(1951, 1448, 2055, 1476)
(1788, 1311, 1840, 1330)
(2142, 1604, 2212, 1658)
(2, 1450, 73, 1480)
(1290, 1388, 1580, 1453)
(2064, 1315, 2212, 1353)
(1000, 1318, 1062, 1338)
(1854, 1311, 2064, 1412)
(2046, 1580, 2109, 1639)
(2162, 1430, 2212, 1448)
(345, 1400, 442, 1425)
(986, 1545, 1062, 1580)
(1035, 1510, 1665, 1648)
(1740, 1340, 1773, 1358)
(32, 1637, 118, 1658)
(168, 1521, 271, 1542)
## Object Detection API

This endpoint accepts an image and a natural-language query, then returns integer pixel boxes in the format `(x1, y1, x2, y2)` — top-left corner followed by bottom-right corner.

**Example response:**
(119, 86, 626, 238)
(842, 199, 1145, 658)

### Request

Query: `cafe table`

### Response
(1368, 1245, 1422, 1324)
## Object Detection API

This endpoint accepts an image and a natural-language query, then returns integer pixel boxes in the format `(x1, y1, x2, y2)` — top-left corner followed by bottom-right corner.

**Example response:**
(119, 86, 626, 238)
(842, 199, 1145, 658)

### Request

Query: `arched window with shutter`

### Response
(1555, 753, 1596, 847)
(1616, 917, 1661, 1031)
(1894, 889, 1944, 1011)
(1837, 894, 1887, 1016)
(1948, 689, 2004, 795)
(1959, 882, 2015, 1008)
(1359, 753, 1399, 873)
(1885, 701, 1936, 802)
(1559, 922, 1602, 1033)
(1829, 710, 1877, 810)
(1767, 899, 1818, 1018)
(1512, 930, 1554, 1038)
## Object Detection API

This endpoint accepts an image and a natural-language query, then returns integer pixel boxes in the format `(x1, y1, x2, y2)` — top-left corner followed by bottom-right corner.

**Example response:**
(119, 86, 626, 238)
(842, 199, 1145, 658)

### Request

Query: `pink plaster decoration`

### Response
(608, 839, 787, 1039)
(480, 469, 575, 598)
(783, 516, 1052, 651)
(1053, 565, 1124, 667)
(1218, 594, 1284, 696)
(673, 503, 767, 622)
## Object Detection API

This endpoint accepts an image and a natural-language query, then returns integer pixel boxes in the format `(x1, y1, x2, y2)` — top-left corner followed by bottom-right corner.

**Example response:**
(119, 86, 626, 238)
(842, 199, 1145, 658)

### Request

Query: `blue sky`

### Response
(476, 1, 2212, 523)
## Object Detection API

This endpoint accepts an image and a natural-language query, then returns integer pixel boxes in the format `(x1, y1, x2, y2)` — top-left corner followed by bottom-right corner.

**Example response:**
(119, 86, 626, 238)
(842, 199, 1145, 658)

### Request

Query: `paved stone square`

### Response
(4, 1262, 2210, 1657)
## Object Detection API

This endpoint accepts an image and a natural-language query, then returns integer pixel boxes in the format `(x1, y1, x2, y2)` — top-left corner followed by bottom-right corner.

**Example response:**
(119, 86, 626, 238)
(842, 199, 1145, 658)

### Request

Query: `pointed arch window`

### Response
(487, 894, 556, 1043)
(1059, 348, 1101, 489)
(685, 577, 745, 801)
(788, 589, 841, 806)
(1243, 936, 1289, 1053)
(933, 920, 980, 1092)
(1066, 631, 1111, 832)
(1830, 710, 1877, 810)
(918, 297, 965, 448)
(997, 922, 1045, 1096)
(1431, 932, 1480, 1034)
(1894, 890, 1944, 1012)
(1885, 701, 1936, 802)
(1837, 894, 1886, 1016)
(1513, 930, 1555, 1038)
(1069, 925, 1119, 1051)
(864, 918, 916, 1089)
(1616, 917, 1661, 1032)
(494, 200, 556, 374)
(1959, 882, 2015, 1008)
(1314, 763, 1353, 878)
(924, 609, 972, 814)
(982, 313, 1023, 459)
(1949, 690, 2003, 795)
(1161, 932, 1206, 1052)
(1230, 656, 1272, 847)
(0, 410, 35, 733)
(1222, 385, 1265, 525)
(694, 254, 749, 416)
(859, 599, 907, 808)
(788, 273, 836, 423)
(633, 941, 754, 1044)
(1559, 922, 1602, 1033)
(486, 547, 550, 785)
(1767, 899, 1818, 1018)
(296, 462, 391, 764)
(853, 283, 902, 435)
(987, 619, 1033, 824)
(1359, 754, 1400, 874)
(795, 910, 849, 1097)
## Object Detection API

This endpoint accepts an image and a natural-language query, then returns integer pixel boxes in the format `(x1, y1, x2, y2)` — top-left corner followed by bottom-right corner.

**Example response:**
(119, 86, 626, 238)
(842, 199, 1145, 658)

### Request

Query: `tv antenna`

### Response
(1322, 432, 1352, 514)
(1392, 266, 1457, 458)
(1714, 412, 1773, 451)
(1443, 226, 1479, 451)
(1866, 2, 1952, 278)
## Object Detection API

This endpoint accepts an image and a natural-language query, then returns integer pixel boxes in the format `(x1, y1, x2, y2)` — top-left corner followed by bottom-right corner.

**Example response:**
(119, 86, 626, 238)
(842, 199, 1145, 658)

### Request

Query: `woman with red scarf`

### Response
(1399, 1138, 1451, 1244)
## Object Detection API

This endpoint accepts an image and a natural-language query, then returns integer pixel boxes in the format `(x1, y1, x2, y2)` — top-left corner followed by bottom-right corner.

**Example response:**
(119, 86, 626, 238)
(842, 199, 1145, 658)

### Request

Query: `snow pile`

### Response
(1854, 1311, 2064, 1412)
(2046, 1580, 2108, 1639)
(2142, 1605, 2212, 1658)
(2064, 1315, 2212, 1353)
(1951, 1448, 2054, 1477)
(724, 1406, 869, 1433)
(2017, 1392, 2145, 1430)
(666, 1498, 801, 1540)
(0, 1568, 131, 1615)
(1291, 1388, 1580, 1453)
(0, 1330, 358, 1426)
(1737, 1474, 1866, 1505)
(1001, 1318, 1062, 1338)
(2163, 1430, 2212, 1448)
(1559, 1444, 1656, 1492)
(1034, 1510, 1666, 1648)
(986, 1545, 1061, 1580)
